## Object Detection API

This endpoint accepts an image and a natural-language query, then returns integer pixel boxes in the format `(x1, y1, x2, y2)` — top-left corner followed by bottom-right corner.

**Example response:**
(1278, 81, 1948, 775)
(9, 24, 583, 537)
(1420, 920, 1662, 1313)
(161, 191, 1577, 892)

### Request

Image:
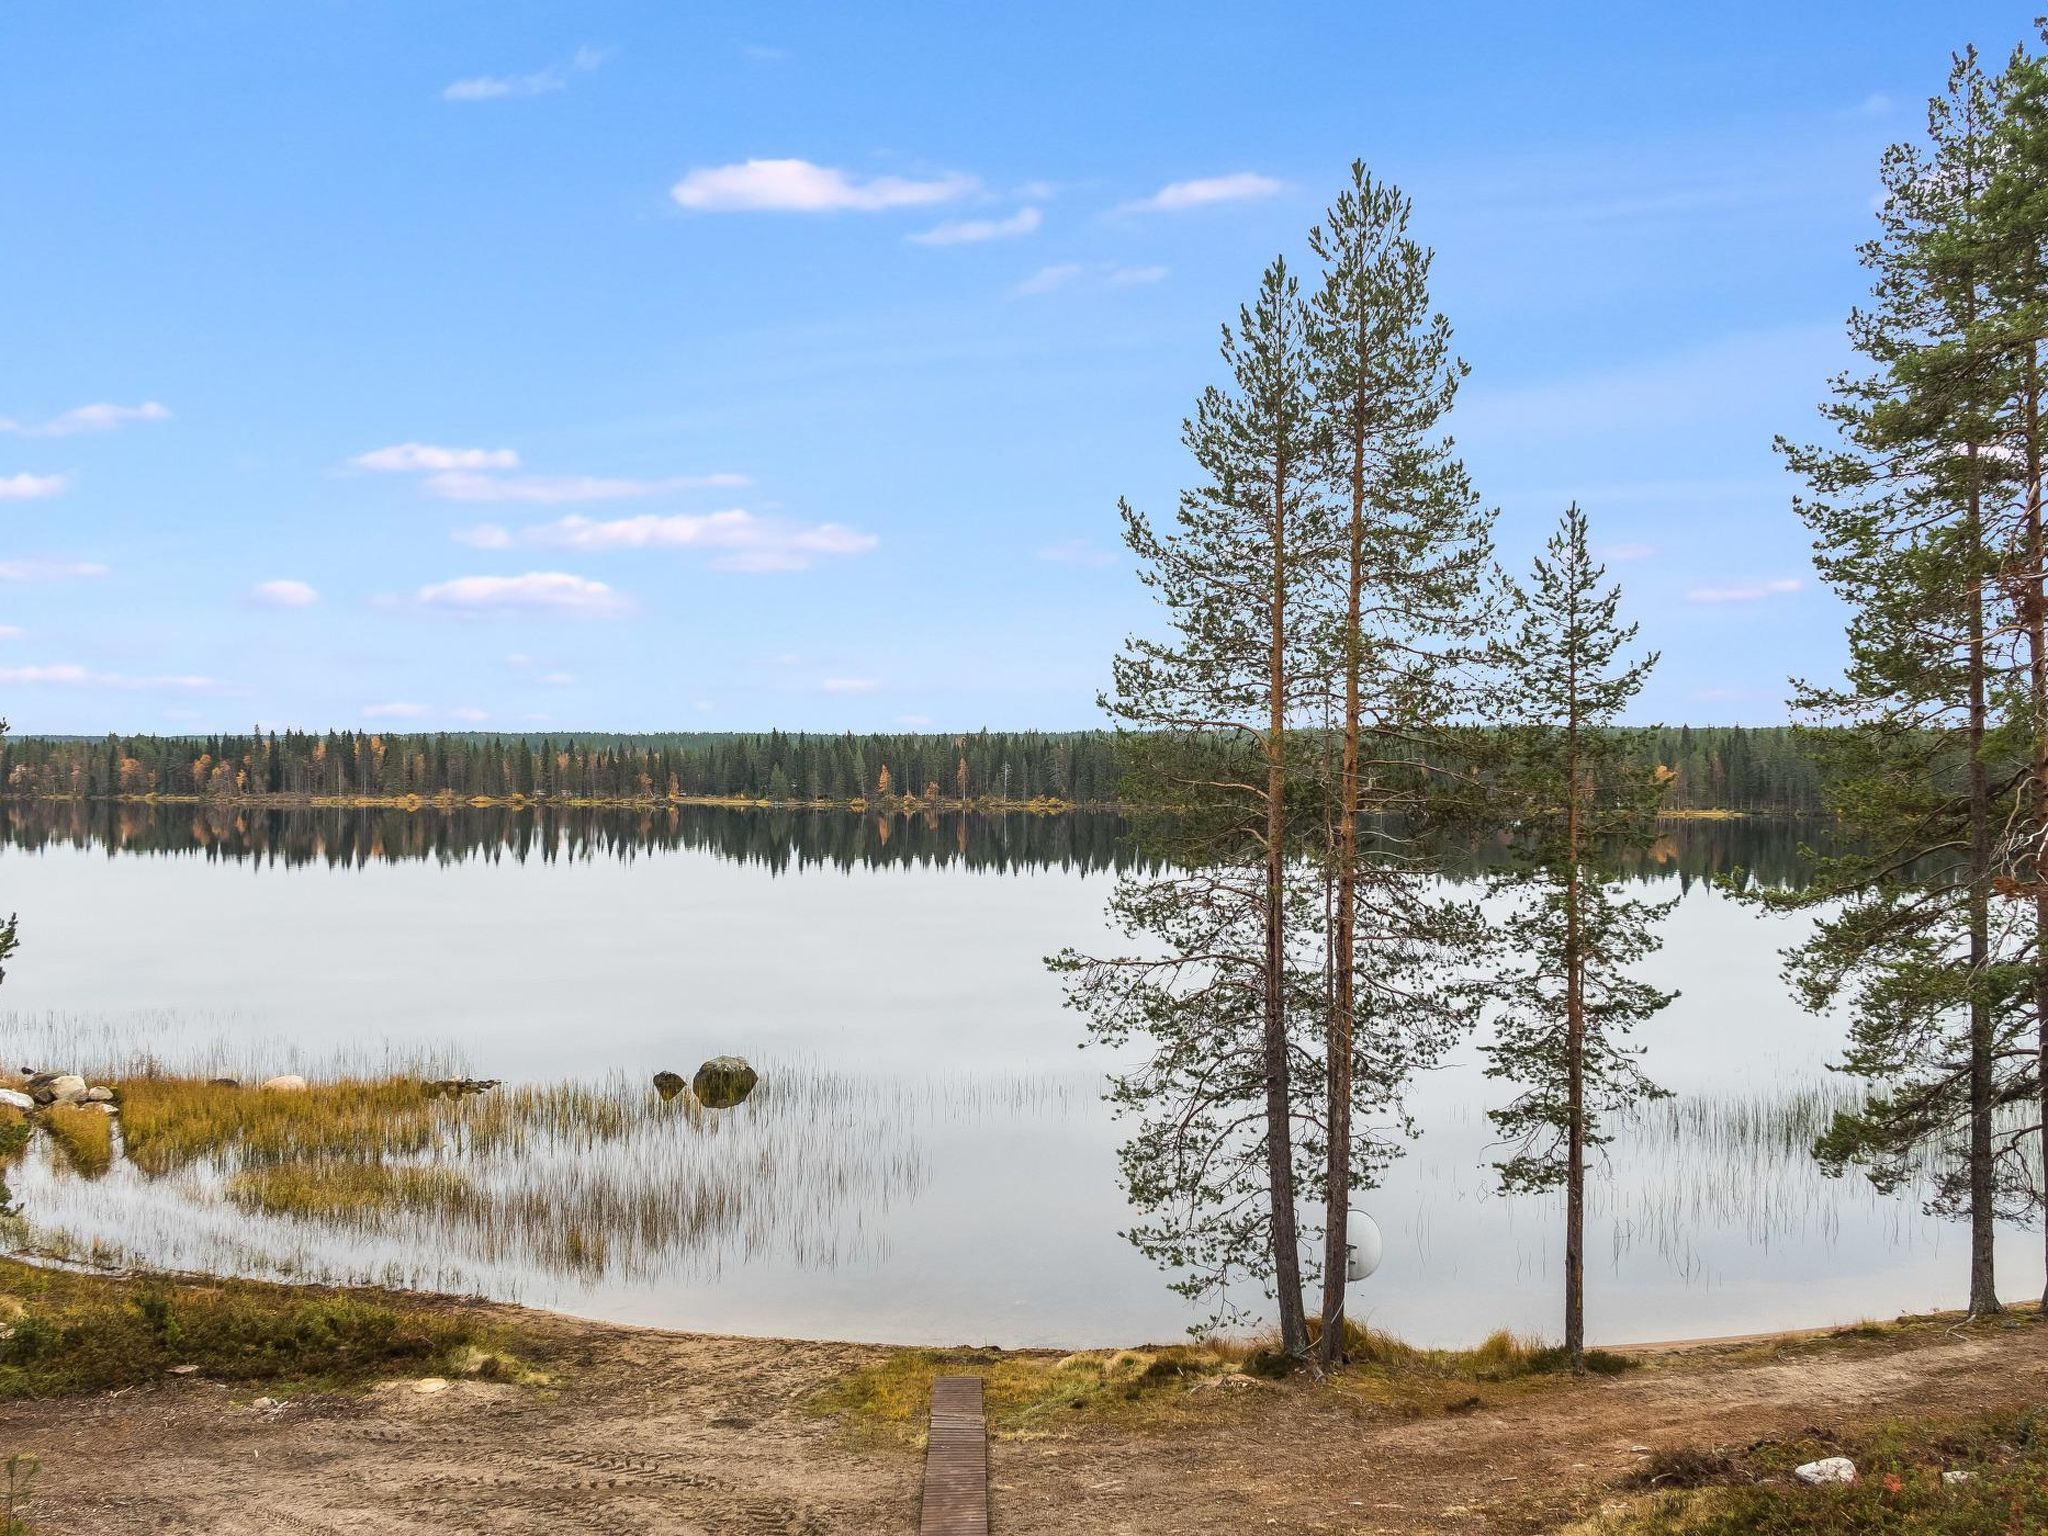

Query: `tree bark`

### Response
(1319, 407, 1367, 1370)
(1967, 467, 2002, 1318)
(1564, 631, 1587, 1374)
(1265, 439, 1309, 1359)
(2024, 351, 2048, 1313)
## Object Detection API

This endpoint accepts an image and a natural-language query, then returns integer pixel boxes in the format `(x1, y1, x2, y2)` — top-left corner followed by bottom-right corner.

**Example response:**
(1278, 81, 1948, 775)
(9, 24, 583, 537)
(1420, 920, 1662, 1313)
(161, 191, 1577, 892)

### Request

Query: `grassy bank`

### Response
(0, 1257, 527, 1399)
(811, 1321, 1639, 1446)
(1578, 1407, 2048, 1533)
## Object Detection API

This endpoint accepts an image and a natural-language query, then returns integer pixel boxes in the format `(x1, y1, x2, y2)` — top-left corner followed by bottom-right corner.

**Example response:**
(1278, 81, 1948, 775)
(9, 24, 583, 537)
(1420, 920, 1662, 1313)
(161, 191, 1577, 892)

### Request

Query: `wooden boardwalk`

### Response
(917, 1376, 989, 1535)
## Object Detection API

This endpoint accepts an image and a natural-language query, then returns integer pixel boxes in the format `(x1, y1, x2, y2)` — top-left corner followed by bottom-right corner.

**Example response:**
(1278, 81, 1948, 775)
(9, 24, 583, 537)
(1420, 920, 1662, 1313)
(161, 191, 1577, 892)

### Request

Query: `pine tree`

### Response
(1054, 257, 1328, 1350)
(1484, 505, 1672, 1374)
(1764, 50, 2024, 1317)
(1302, 162, 1498, 1366)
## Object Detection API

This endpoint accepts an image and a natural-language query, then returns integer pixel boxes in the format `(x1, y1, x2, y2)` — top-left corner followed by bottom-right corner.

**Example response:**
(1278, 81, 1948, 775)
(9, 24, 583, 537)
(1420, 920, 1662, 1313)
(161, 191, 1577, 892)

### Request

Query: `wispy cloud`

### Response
(1686, 577, 1803, 604)
(450, 706, 490, 723)
(0, 662, 217, 690)
(250, 578, 319, 607)
(0, 559, 106, 581)
(456, 509, 878, 571)
(1013, 263, 1084, 297)
(909, 207, 1041, 246)
(896, 713, 932, 726)
(1120, 172, 1283, 213)
(671, 158, 976, 213)
(1012, 261, 1167, 298)
(351, 443, 520, 473)
(1603, 543, 1656, 562)
(0, 626, 22, 640)
(361, 701, 431, 720)
(417, 571, 626, 615)
(0, 402, 169, 437)
(821, 677, 878, 694)
(1037, 537, 1116, 567)
(443, 44, 607, 103)
(424, 469, 748, 504)
(0, 473, 70, 501)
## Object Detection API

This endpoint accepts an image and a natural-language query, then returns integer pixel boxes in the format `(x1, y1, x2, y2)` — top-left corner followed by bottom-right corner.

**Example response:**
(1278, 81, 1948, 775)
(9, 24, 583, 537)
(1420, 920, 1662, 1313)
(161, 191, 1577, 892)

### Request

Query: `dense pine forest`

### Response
(0, 724, 1823, 813)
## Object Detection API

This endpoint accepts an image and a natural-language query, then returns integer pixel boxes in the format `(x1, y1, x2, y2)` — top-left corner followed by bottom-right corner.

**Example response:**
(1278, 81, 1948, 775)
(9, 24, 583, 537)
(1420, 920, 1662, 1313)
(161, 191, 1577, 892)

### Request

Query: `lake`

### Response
(0, 801, 2038, 1348)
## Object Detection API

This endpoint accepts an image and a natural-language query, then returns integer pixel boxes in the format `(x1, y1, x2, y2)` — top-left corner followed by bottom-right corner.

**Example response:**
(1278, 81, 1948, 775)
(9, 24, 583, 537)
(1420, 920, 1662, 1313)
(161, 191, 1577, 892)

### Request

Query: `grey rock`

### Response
(85, 1087, 114, 1103)
(0, 1090, 32, 1112)
(44, 1074, 88, 1105)
(652, 1070, 687, 1102)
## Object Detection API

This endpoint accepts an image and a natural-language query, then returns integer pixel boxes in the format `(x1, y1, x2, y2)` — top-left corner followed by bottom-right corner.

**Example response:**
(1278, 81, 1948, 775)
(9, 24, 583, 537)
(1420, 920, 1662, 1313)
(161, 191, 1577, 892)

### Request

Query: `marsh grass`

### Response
(39, 1107, 111, 1180)
(1574, 1408, 2048, 1534)
(0, 1256, 507, 1398)
(0, 1110, 29, 1167)
(8, 1064, 937, 1296)
(228, 1160, 473, 1220)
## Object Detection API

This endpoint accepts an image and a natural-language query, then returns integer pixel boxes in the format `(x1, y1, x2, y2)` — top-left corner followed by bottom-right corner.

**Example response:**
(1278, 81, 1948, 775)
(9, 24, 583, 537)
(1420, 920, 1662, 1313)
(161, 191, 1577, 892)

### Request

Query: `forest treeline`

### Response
(0, 724, 1824, 813)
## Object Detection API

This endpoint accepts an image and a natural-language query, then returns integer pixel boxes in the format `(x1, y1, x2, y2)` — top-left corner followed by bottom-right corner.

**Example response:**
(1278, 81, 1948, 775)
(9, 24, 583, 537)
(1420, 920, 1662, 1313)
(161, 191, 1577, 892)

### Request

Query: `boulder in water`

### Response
(652, 1071, 687, 1102)
(44, 1074, 88, 1105)
(692, 1056, 758, 1110)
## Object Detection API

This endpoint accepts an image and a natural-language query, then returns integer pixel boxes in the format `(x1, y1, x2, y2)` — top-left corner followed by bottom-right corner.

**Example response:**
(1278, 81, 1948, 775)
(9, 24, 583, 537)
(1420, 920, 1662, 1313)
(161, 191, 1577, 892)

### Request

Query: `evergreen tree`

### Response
(1054, 258, 1329, 1351)
(1483, 505, 1672, 1374)
(1765, 50, 2023, 1317)
(1301, 162, 1497, 1365)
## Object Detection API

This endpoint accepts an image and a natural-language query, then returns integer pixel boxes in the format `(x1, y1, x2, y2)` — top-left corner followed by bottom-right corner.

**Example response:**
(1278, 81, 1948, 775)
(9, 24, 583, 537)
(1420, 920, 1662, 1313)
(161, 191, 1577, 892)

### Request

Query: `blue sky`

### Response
(0, 2, 2031, 734)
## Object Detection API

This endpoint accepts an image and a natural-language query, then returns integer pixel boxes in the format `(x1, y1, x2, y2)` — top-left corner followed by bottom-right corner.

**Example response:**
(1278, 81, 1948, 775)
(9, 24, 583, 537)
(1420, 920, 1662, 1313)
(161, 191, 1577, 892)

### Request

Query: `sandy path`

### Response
(1, 1310, 2042, 1534)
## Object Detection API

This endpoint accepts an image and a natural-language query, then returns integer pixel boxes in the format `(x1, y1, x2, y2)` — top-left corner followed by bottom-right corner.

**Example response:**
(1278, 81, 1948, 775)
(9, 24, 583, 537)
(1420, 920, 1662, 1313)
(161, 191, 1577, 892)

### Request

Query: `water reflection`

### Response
(0, 799, 1826, 887)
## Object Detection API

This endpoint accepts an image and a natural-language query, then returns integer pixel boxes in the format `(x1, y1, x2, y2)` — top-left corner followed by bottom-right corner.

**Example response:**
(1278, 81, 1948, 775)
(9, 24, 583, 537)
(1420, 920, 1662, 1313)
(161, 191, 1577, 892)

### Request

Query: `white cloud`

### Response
(424, 470, 748, 503)
(670, 158, 975, 213)
(821, 677, 878, 694)
(896, 713, 932, 727)
(1013, 262, 1084, 297)
(0, 402, 169, 437)
(0, 625, 21, 639)
(450, 706, 491, 723)
(1121, 172, 1283, 213)
(538, 670, 576, 686)
(417, 571, 626, 615)
(351, 443, 520, 473)
(0, 559, 106, 581)
(250, 578, 319, 607)
(909, 207, 1042, 246)
(362, 701, 431, 720)
(0, 473, 70, 500)
(470, 508, 878, 571)
(1037, 537, 1116, 568)
(0, 663, 217, 690)
(443, 44, 607, 102)
(1013, 262, 1167, 298)
(1686, 577, 1803, 603)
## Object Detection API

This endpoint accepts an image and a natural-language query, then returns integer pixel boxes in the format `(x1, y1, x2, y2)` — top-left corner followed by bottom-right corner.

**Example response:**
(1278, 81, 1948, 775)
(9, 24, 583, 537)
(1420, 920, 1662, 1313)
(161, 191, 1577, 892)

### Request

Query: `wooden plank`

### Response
(918, 1375, 988, 1536)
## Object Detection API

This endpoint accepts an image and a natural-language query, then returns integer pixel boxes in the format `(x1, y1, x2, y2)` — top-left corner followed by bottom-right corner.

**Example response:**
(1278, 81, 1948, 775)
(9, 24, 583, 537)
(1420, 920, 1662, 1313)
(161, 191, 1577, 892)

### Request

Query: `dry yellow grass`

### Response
(227, 1159, 473, 1220)
(41, 1104, 113, 1178)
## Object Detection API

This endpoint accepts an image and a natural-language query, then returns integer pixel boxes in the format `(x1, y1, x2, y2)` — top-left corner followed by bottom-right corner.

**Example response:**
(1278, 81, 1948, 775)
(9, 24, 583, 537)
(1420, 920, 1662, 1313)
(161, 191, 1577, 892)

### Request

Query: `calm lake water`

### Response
(0, 802, 2039, 1348)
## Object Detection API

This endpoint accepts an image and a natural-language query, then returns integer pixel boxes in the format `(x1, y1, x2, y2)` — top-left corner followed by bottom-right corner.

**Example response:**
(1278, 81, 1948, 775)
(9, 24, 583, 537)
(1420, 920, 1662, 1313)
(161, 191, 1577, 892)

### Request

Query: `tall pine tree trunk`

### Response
(1967, 472, 2002, 1317)
(1564, 666, 1587, 1373)
(1265, 447, 1309, 1358)
(2026, 352, 2048, 1312)
(1319, 416, 1367, 1370)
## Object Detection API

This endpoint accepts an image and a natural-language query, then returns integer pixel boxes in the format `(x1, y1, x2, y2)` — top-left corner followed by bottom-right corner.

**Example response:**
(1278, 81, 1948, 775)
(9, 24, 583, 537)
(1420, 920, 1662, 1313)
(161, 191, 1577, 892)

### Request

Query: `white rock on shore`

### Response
(0, 1089, 32, 1112)
(1794, 1457, 1857, 1486)
(260, 1075, 309, 1093)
